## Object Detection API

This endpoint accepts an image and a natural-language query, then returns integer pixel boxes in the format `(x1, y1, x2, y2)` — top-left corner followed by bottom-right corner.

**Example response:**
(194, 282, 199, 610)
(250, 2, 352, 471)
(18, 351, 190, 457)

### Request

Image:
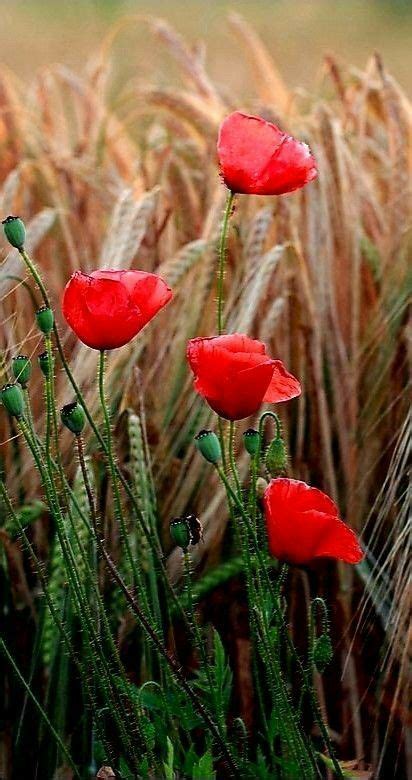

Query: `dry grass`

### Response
(0, 14, 410, 777)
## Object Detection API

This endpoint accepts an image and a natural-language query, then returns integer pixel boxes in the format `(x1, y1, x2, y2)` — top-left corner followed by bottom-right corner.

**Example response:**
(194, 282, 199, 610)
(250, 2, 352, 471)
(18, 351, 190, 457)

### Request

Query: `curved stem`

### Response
(217, 190, 235, 334)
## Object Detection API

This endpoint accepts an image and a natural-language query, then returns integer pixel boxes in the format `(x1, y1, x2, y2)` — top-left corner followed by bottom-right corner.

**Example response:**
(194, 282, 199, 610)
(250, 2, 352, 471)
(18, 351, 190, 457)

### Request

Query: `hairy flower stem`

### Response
(98, 351, 153, 621)
(0, 636, 81, 779)
(22, 391, 128, 691)
(18, 247, 186, 630)
(0, 479, 115, 765)
(182, 551, 224, 731)
(75, 434, 152, 767)
(228, 421, 242, 498)
(17, 418, 141, 768)
(75, 466, 239, 777)
(307, 601, 344, 779)
(217, 190, 235, 334)
(216, 464, 318, 774)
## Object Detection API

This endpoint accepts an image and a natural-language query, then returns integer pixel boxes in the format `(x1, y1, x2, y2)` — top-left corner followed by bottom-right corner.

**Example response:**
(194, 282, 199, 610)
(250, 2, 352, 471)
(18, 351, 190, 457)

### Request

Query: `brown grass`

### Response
(0, 15, 410, 776)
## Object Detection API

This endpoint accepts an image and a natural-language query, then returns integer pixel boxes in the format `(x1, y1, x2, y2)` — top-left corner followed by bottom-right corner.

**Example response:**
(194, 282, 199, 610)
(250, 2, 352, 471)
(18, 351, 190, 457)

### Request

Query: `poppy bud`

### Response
(36, 306, 54, 335)
(243, 428, 261, 457)
(194, 430, 221, 464)
(12, 355, 32, 388)
(265, 437, 288, 476)
(170, 513, 203, 550)
(1, 383, 25, 418)
(38, 351, 52, 377)
(313, 634, 333, 673)
(60, 401, 85, 435)
(2, 215, 26, 248)
(255, 477, 268, 498)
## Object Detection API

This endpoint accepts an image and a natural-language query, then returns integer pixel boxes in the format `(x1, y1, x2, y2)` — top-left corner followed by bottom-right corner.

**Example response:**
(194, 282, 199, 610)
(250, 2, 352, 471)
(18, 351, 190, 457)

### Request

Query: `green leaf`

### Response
(192, 750, 216, 779)
(194, 629, 233, 720)
(163, 737, 175, 780)
(4, 500, 46, 539)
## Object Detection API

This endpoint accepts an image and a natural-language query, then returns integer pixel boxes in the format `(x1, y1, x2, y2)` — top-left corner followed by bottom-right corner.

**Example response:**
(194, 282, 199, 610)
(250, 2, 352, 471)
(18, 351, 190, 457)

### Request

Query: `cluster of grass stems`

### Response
(0, 14, 410, 780)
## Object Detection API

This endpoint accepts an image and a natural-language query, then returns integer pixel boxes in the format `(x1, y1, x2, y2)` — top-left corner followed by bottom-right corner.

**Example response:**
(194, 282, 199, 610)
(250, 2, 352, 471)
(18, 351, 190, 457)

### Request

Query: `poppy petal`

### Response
(263, 360, 301, 403)
(217, 111, 317, 196)
(263, 478, 363, 566)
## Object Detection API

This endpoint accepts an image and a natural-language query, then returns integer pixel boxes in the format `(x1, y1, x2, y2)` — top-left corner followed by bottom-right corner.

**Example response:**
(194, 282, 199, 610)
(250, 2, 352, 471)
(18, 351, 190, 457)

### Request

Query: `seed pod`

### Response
(38, 351, 52, 378)
(12, 355, 32, 388)
(36, 306, 54, 335)
(313, 634, 333, 673)
(1, 383, 25, 418)
(194, 429, 221, 464)
(243, 428, 261, 456)
(170, 517, 191, 550)
(2, 215, 26, 248)
(60, 401, 85, 435)
(170, 513, 203, 550)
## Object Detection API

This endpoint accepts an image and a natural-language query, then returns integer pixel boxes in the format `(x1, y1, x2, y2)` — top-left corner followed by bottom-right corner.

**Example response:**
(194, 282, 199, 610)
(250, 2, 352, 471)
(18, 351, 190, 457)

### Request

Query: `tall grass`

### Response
(0, 14, 410, 779)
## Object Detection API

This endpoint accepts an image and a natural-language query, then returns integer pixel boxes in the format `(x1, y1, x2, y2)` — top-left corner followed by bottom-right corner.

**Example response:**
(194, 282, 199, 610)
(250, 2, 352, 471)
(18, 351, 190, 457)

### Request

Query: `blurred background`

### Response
(2, 0, 412, 94)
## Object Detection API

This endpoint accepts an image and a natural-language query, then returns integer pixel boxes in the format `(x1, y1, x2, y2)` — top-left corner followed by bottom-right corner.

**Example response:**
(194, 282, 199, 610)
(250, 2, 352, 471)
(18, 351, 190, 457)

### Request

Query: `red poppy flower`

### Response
(62, 269, 172, 350)
(217, 111, 317, 196)
(263, 478, 363, 565)
(187, 333, 301, 421)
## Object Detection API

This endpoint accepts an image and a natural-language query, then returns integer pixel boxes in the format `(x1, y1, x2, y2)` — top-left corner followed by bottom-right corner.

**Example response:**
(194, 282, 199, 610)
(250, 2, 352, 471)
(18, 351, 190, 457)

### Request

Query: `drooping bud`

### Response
(12, 355, 32, 388)
(1, 383, 25, 418)
(36, 306, 54, 335)
(255, 477, 268, 499)
(2, 215, 26, 248)
(194, 429, 221, 464)
(60, 401, 85, 435)
(38, 351, 52, 377)
(265, 436, 288, 476)
(243, 428, 261, 457)
(313, 634, 333, 673)
(170, 513, 203, 550)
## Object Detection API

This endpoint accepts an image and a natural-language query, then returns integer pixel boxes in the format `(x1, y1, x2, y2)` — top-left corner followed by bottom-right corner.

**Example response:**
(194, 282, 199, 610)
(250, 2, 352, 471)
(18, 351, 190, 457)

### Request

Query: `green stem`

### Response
(79, 499, 238, 777)
(19, 246, 185, 632)
(0, 636, 81, 779)
(97, 350, 152, 620)
(75, 434, 150, 764)
(17, 418, 141, 768)
(182, 551, 222, 728)
(228, 421, 242, 498)
(0, 479, 115, 765)
(217, 190, 235, 334)
(308, 601, 344, 779)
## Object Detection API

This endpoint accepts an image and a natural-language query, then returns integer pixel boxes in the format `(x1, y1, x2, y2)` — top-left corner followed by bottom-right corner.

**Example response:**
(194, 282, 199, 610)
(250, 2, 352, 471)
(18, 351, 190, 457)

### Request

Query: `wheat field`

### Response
(0, 12, 410, 779)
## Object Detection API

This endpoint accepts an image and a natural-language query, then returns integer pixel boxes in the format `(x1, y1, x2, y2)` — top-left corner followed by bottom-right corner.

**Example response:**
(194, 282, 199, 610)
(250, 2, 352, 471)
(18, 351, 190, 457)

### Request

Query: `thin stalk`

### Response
(228, 421, 242, 498)
(79, 494, 239, 777)
(0, 479, 115, 765)
(97, 350, 152, 621)
(17, 418, 141, 769)
(217, 190, 235, 334)
(182, 550, 221, 728)
(75, 434, 152, 768)
(0, 636, 81, 779)
(25, 365, 133, 703)
(71, 436, 238, 773)
(308, 601, 344, 779)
